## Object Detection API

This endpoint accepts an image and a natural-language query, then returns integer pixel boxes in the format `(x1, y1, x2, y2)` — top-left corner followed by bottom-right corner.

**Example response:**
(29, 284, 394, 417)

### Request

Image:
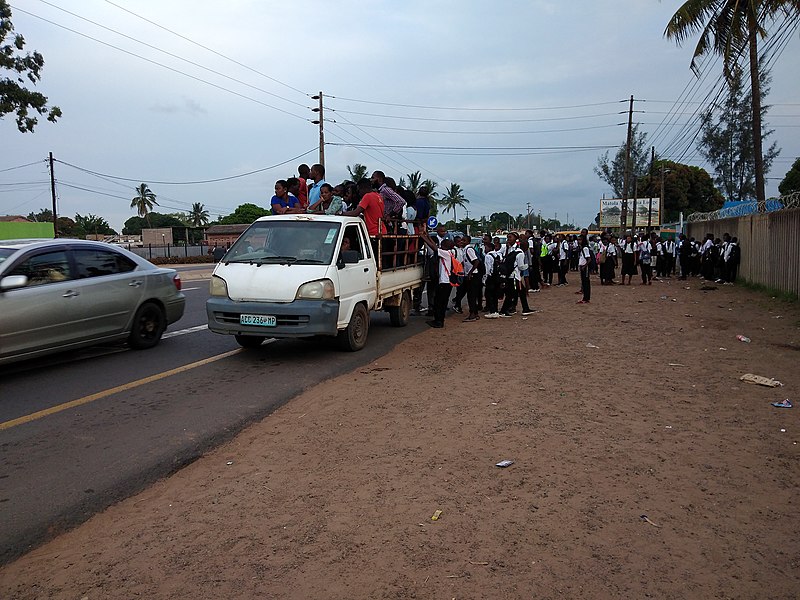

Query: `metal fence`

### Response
(118, 242, 211, 261)
(685, 205, 800, 297)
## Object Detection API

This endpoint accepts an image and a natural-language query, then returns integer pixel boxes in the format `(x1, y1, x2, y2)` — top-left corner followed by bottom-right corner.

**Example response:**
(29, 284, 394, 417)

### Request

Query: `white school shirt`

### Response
(578, 246, 591, 268)
(436, 248, 454, 284)
(559, 240, 569, 260)
(463, 245, 478, 276)
(404, 205, 416, 235)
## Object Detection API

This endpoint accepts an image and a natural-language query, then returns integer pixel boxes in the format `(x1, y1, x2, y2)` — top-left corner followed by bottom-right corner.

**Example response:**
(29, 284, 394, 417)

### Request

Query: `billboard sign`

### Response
(599, 198, 661, 228)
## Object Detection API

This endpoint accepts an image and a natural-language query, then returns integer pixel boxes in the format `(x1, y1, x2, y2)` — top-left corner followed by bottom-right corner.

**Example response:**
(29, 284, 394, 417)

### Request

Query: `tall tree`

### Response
(27, 208, 53, 222)
(188, 202, 210, 227)
(778, 157, 800, 195)
(638, 160, 724, 221)
(665, 0, 800, 211)
(218, 203, 270, 225)
(421, 178, 439, 215)
(439, 183, 468, 224)
(130, 183, 158, 227)
(347, 163, 368, 183)
(74, 213, 115, 236)
(698, 68, 779, 201)
(0, 1, 61, 132)
(402, 171, 423, 194)
(595, 124, 651, 198)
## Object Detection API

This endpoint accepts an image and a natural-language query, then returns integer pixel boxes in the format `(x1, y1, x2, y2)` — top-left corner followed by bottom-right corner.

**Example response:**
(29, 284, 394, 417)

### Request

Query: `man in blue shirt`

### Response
(307, 163, 326, 208)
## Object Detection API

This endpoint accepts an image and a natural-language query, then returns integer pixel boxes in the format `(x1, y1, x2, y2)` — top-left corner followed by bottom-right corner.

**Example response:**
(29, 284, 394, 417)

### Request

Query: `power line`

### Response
(324, 96, 621, 112)
(102, 0, 309, 98)
(33, 0, 309, 110)
(54, 149, 316, 185)
(326, 121, 623, 135)
(12, 6, 310, 121)
(326, 107, 622, 124)
(0, 160, 46, 173)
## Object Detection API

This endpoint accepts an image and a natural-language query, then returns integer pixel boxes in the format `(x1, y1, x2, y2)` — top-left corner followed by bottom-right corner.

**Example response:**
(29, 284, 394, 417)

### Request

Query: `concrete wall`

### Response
(686, 207, 800, 297)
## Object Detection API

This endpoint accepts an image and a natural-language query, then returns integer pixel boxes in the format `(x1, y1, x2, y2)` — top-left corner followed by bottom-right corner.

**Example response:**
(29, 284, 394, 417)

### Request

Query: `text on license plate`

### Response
(240, 314, 276, 327)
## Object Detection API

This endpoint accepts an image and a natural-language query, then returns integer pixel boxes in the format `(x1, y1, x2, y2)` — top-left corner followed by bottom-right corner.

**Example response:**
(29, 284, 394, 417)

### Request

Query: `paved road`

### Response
(0, 265, 427, 564)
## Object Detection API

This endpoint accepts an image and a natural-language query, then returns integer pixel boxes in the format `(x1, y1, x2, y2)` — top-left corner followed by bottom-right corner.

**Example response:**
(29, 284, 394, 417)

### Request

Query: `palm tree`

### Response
(131, 183, 158, 227)
(188, 202, 210, 227)
(665, 1, 799, 211)
(404, 171, 423, 194)
(347, 163, 368, 183)
(440, 183, 468, 224)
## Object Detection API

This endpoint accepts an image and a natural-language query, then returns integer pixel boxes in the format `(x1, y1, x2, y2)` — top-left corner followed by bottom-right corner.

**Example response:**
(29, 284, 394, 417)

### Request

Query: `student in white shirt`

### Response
(499, 233, 534, 317)
(638, 237, 653, 285)
(577, 235, 592, 303)
(419, 230, 456, 329)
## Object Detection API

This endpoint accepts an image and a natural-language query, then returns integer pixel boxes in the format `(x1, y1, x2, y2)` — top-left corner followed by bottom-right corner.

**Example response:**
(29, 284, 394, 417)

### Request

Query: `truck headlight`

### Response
(296, 279, 335, 300)
(210, 275, 229, 297)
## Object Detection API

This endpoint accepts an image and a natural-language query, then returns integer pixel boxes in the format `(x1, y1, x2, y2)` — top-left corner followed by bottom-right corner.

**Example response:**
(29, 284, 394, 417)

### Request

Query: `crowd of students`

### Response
(265, 164, 741, 329)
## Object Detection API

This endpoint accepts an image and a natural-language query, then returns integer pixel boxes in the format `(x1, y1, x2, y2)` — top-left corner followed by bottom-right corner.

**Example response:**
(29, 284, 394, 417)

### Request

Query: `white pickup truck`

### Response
(206, 214, 423, 351)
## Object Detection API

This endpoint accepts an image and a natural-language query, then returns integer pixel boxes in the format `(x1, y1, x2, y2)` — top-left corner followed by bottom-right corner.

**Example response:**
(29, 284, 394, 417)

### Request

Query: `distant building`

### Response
(205, 224, 248, 248)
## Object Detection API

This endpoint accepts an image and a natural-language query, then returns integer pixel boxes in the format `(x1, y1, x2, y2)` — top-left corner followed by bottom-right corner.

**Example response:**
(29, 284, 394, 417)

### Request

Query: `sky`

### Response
(2, 0, 799, 233)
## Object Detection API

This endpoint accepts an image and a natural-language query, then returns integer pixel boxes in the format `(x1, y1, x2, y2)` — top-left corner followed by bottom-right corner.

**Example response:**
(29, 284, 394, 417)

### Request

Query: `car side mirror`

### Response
(0, 275, 29, 291)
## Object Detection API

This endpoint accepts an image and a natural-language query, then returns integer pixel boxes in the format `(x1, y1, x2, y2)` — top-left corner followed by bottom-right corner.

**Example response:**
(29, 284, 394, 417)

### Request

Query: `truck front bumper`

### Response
(206, 298, 340, 338)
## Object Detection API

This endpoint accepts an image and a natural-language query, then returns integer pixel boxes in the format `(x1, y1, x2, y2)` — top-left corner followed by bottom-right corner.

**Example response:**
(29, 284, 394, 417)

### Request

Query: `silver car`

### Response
(0, 239, 186, 365)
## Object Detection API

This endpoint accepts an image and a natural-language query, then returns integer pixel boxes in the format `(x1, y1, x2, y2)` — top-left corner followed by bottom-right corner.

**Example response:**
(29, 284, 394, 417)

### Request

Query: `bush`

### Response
(150, 255, 215, 265)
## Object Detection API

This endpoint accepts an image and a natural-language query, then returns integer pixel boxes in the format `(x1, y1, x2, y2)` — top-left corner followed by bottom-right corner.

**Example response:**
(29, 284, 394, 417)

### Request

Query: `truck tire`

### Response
(388, 290, 411, 327)
(235, 334, 265, 348)
(338, 303, 369, 351)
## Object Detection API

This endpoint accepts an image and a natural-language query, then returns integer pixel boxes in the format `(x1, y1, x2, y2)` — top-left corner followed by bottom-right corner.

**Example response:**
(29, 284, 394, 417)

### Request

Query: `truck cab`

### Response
(206, 214, 422, 351)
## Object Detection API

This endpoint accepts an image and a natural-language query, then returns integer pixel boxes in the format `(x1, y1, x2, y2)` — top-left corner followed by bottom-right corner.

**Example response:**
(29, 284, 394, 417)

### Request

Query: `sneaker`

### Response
(426, 320, 443, 328)
(463, 316, 479, 322)
(485, 312, 500, 319)
(452, 303, 463, 314)
(532, 288, 541, 293)
(506, 310, 517, 316)
(577, 300, 590, 304)
(498, 313, 513, 318)
(521, 311, 535, 316)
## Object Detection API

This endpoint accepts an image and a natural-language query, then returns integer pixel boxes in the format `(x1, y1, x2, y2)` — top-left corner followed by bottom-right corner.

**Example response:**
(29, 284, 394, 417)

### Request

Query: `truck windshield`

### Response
(225, 220, 341, 265)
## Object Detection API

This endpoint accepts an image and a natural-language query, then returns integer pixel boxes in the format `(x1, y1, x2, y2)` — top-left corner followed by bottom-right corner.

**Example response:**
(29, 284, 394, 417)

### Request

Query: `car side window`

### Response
(7, 250, 72, 287)
(73, 249, 137, 278)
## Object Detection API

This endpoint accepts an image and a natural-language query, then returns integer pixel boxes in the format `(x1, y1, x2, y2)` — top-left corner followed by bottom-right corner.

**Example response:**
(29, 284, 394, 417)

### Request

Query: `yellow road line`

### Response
(0, 348, 243, 431)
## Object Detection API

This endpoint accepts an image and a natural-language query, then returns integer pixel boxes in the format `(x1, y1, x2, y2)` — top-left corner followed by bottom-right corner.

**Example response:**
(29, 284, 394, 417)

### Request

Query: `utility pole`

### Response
(48, 152, 58, 238)
(311, 92, 325, 168)
(648, 146, 656, 231)
(621, 95, 634, 233)
(526, 202, 531, 229)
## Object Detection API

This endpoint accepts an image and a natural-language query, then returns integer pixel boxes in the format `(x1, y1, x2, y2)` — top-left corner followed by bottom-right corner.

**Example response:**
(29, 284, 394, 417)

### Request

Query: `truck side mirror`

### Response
(337, 249, 359, 269)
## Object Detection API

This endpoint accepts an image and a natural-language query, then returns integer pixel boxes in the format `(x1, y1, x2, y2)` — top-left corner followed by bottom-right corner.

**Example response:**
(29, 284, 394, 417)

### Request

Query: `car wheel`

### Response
(388, 290, 411, 327)
(338, 303, 369, 352)
(128, 302, 166, 349)
(235, 334, 265, 348)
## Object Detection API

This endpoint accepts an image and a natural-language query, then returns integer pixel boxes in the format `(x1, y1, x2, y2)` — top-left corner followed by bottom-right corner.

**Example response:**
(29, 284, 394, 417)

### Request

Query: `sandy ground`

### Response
(2, 273, 799, 599)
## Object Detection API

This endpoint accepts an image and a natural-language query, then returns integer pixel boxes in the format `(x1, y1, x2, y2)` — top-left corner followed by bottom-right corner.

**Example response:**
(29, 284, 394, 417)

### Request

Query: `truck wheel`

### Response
(235, 334, 265, 348)
(388, 290, 411, 327)
(338, 303, 369, 351)
(128, 302, 166, 349)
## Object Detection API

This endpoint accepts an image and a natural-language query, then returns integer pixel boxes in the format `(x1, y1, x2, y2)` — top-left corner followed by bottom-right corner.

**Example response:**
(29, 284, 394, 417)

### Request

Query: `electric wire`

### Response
(11, 6, 310, 121)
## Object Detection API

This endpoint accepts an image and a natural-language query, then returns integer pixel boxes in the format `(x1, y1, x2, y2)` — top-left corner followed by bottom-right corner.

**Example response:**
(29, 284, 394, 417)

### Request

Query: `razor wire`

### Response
(686, 191, 800, 222)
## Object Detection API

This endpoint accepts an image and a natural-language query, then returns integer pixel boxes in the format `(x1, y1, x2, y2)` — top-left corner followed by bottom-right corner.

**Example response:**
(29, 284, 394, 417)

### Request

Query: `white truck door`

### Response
(336, 224, 375, 324)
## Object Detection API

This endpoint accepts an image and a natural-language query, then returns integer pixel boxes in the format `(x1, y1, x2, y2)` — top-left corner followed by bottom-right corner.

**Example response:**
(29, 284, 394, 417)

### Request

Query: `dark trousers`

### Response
(641, 264, 652, 284)
(466, 275, 482, 314)
(558, 259, 568, 285)
(580, 266, 591, 301)
(485, 278, 499, 313)
(433, 282, 452, 325)
(453, 279, 468, 307)
(500, 278, 530, 314)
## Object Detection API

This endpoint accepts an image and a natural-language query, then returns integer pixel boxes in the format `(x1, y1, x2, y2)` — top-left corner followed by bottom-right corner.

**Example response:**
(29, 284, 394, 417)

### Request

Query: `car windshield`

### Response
(0, 248, 17, 268)
(225, 220, 341, 265)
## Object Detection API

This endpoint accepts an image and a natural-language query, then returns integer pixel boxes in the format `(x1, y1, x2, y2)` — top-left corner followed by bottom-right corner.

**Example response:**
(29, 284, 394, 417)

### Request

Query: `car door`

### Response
(335, 224, 376, 322)
(67, 246, 145, 341)
(0, 247, 78, 359)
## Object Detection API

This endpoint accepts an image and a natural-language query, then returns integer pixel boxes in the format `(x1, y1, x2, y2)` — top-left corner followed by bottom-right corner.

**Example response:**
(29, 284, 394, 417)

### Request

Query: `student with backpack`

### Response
(419, 230, 459, 328)
(638, 236, 653, 285)
(498, 233, 535, 318)
(577, 234, 592, 304)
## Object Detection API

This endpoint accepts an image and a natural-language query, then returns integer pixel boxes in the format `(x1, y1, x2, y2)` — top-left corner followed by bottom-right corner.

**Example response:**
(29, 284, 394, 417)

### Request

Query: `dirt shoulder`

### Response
(2, 277, 799, 599)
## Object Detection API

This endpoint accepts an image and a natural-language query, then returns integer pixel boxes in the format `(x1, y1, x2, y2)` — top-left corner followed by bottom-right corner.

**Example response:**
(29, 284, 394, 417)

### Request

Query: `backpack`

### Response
(442, 251, 464, 287)
(498, 250, 519, 278)
(639, 244, 651, 265)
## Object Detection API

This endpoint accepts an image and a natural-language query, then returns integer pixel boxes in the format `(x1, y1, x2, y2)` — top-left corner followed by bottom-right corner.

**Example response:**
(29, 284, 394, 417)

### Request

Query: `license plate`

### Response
(240, 314, 276, 327)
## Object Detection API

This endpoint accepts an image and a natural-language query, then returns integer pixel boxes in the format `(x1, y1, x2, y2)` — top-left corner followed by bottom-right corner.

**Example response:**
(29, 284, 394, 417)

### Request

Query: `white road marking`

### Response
(181, 287, 201, 291)
(163, 324, 209, 338)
